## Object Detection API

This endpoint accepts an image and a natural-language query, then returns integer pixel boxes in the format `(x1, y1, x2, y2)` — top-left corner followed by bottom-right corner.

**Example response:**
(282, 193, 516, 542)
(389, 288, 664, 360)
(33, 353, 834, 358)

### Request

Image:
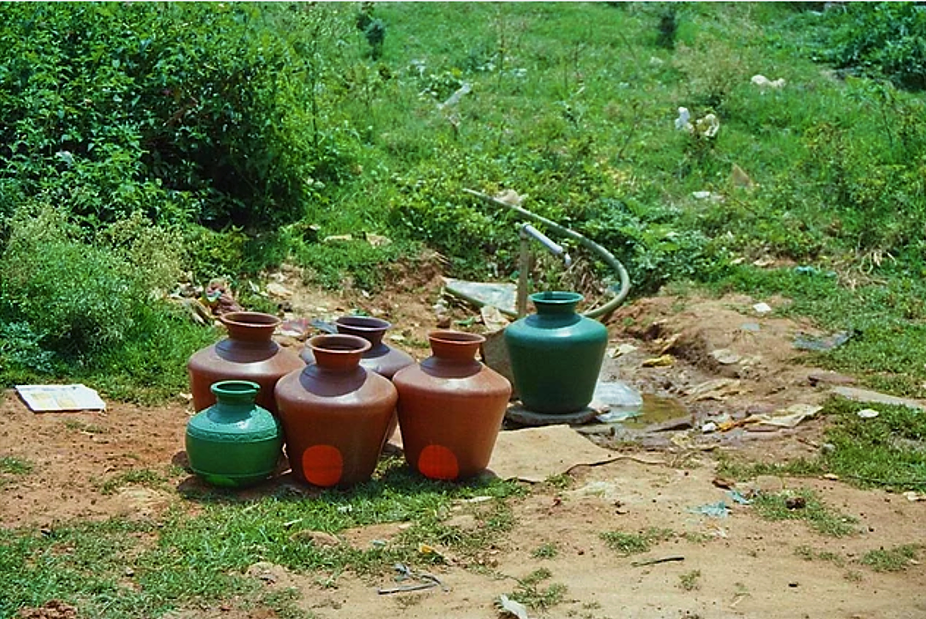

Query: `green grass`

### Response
(531, 542, 559, 560)
(600, 527, 674, 556)
(678, 569, 702, 591)
(507, 567, 568, 612)
(794, 545, 846, 567)
(861, 545, 920, 573)
(716, 397, 926, 493)
(0, 457, 523, 618)
(751, 489, 857, 537)
(0, 456, 33, 476)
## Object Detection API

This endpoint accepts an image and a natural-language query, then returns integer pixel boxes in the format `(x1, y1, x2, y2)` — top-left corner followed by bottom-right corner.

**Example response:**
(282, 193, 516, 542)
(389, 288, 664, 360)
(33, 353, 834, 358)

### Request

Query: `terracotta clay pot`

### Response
(300, 316, 414, 379)
(301, 316, 413, 446)
(275, 334, 398, 487)
(393, 331, 511, 481)
(185, 380, 282, 488)
(188, 312, 304, 415)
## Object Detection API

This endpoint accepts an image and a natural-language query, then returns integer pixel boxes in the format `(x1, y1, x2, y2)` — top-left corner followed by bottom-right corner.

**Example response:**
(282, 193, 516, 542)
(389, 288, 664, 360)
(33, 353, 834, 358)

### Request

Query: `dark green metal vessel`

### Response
(185, 380, 282, 487)
(505, 291, 608, 414)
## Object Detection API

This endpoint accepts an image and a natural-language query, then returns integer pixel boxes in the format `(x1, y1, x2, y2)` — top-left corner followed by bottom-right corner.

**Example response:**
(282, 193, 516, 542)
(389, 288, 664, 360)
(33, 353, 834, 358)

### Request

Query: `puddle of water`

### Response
(610, 394, 689, 430)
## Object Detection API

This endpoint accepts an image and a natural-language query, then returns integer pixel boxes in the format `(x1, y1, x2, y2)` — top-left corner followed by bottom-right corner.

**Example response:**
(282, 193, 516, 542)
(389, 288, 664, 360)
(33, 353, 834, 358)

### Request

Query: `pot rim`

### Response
(529, 291, 584, 305)
(335, 315, 392, 333)
(428, 330, 487, 346)
(219, 311, 282, 329)
(210, 379, 261, 399)
(307, 333, 373, 355)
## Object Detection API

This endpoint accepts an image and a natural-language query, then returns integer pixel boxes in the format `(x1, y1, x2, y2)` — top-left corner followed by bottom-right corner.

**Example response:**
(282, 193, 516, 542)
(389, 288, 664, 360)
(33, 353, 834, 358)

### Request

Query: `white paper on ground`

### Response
(16, 384, 106, 412)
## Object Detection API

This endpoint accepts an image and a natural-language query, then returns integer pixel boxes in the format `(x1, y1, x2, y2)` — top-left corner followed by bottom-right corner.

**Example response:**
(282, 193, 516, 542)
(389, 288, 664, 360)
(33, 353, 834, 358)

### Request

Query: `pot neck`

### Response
(211, 381, 260, 419)
(530, 291, 583, 317)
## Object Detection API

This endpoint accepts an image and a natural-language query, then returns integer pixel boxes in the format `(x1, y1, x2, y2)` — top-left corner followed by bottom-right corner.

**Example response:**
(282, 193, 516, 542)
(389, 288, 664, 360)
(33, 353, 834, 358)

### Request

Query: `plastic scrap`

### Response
(688, 501, 731, 518)
(497, 594, 530, 619)
(718, 403, 822, 432)
(857, 408, 880, 419)
(727, 489, 752, 505)
(377, 562, 444, 595)
(16, 384, 106, 412)
(751, 74, 786, 90)
(590, 381, 644, 413)
(794, 330, 852, 352)
(642, 354, 675, 368)
(753, 302, 772, 315)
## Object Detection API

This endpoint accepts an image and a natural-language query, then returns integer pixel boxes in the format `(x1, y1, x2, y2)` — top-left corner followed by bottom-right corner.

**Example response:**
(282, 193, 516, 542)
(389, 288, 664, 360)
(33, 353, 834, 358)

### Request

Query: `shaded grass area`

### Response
(717, 397, 926, 493)
(0, 457, 523, 619)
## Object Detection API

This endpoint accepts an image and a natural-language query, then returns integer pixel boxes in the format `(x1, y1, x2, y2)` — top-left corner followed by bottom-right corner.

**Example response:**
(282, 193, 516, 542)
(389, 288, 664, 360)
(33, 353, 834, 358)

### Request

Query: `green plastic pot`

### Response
(185, 380, 282, 487)
(505, 291, 608, 414)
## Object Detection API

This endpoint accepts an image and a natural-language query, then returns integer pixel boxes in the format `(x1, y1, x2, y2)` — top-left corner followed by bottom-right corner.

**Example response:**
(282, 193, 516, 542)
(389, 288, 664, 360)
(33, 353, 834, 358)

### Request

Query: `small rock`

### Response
(752, 302, 772, 315)
(266, 282, 293, 299)
(857, 408, 880, 419)
(610, 343, 639, 358)
(701, 421, 718, 433)
(289, 530, 342, 547)
(436, 315, 452, 329)
(807, 371, 856, 387)
(821, 442, 836, 454)
(366, 233, 392, 247)
(710, 349, 741, 365)
(785, 496, 806, 510)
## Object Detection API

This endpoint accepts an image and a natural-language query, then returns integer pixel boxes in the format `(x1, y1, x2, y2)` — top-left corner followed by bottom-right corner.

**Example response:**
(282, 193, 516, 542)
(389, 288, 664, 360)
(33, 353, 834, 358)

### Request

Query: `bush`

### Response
(0, 3, 358, 231)
(825, 3, 926, 91)
(0, 205, 214, 401)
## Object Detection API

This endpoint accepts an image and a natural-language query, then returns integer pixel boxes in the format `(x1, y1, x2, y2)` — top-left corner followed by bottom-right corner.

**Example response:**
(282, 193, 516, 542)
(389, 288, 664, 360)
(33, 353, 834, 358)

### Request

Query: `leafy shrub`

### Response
(0, 3, 358, 231)
(824, 3, 926, 90)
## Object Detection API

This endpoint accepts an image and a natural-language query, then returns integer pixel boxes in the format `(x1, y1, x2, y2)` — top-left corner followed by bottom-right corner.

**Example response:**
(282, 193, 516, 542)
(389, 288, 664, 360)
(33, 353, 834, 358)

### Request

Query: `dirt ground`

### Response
(3, 271, 926, 618)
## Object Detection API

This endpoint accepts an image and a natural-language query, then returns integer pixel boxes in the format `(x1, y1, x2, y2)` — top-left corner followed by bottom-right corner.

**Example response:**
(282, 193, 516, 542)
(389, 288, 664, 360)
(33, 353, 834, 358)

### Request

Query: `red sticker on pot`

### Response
(302, 445, 344, 487)
(418, 444, 459, 480)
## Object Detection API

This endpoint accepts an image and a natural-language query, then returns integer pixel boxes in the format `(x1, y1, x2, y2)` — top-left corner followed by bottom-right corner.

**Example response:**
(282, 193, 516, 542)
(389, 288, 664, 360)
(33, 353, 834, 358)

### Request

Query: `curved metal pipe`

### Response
(463, 188, 631, 319)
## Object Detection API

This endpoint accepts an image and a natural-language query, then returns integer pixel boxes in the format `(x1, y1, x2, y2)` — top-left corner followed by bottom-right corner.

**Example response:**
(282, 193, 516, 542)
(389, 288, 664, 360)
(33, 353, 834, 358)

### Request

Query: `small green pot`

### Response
(185, 380, 282, 487)
(505, 291, 608, 414)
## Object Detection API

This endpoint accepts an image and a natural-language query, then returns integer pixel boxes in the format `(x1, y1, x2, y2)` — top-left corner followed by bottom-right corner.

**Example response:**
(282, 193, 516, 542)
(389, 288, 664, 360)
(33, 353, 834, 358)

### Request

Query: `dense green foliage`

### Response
(1, 2, 926, 401)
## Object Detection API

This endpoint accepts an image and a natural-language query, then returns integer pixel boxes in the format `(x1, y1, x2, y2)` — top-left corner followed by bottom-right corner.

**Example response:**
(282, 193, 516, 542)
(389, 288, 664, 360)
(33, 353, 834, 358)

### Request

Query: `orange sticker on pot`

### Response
(302, 445, 343, 487)
(418, 444, 459, 480)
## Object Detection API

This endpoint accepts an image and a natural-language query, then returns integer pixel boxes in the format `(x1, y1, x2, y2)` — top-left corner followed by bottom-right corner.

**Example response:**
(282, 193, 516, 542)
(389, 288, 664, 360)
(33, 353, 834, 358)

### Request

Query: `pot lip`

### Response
(530, 291, 584, 305)
(428, 330, 486, 346)
(335, 315, 392, 332)
(307, 333, 373, 355)
(210, 379, 261, 398)
(219, 311, 282, 329)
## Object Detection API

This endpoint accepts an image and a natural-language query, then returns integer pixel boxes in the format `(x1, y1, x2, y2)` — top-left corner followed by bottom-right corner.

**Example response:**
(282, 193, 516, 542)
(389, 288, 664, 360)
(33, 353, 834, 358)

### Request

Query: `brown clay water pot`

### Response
(301, 316, 413, 446)
(393, 331, 511, 481)
(275, 334, 398, 487)
(187, 311, 303, 415)
(300, 316, 414, 379)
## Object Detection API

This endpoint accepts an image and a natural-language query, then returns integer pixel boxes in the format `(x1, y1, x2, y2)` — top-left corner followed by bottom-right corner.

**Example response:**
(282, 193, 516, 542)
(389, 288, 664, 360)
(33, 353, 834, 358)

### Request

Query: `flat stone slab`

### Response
(489, 424, 619, 482)
(831, 386, 926, 411)
(505, 405, 599, 427)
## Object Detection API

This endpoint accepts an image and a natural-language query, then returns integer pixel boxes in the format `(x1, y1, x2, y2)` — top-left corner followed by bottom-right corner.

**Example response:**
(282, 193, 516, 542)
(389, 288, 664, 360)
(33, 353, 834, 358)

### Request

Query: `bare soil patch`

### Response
(3, 283, 925, 617)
